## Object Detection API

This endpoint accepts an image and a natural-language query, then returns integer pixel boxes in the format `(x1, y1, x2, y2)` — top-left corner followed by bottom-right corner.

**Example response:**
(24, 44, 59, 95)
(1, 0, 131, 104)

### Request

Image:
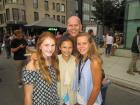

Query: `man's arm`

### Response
(11, 44, 26, 53)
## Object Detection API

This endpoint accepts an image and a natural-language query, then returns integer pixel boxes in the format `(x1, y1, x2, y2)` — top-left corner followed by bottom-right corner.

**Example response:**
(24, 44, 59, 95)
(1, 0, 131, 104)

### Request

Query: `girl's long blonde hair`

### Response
(76, 32, 102, 64)
(36, 32, 59, 83)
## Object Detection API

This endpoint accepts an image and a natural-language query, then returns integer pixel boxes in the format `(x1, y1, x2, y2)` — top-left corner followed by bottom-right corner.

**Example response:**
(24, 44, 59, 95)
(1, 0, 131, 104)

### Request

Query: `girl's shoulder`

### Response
(71, 55, 76, 60)
(91, 55, 102, 65)
(25, 61, 39, 71)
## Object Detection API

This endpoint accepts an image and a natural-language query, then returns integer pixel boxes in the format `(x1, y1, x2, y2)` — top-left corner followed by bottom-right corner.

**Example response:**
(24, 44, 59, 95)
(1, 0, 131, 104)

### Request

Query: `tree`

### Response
(93, 0, 126, 32)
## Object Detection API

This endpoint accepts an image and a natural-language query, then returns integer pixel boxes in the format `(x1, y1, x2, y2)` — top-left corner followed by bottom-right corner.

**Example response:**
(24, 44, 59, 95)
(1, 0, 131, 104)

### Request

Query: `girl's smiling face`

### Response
(40, 37, 55, 57)
(59, 40, 73, 58)
(77, 36, 90, 56)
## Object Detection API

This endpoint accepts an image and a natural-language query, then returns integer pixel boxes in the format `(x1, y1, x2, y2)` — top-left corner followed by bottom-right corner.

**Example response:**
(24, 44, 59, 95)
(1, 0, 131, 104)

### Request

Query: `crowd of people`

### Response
(87, 29, 124, 57)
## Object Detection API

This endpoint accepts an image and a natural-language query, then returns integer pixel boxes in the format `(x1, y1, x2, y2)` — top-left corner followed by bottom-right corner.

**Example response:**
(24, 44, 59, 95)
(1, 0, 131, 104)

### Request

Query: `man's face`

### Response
(67, 17, 82, 37)
(16, 34, 23, 39)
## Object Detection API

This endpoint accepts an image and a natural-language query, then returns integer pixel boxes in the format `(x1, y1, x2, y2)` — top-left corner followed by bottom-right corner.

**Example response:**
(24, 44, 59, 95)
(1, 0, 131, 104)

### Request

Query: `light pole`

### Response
(78, 0, 83, 24)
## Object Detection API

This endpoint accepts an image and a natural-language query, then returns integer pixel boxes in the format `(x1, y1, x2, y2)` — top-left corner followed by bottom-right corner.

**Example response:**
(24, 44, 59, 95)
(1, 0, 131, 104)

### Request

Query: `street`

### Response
(0, 54, 140, 105)
(105, 84, 140, 105)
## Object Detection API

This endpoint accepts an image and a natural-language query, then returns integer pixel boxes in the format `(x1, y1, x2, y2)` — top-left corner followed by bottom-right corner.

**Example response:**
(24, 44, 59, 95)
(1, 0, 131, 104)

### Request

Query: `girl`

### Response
(22, 32, 60, 105)
(57, 35, 76, 105)
(73, 32, 102, 105)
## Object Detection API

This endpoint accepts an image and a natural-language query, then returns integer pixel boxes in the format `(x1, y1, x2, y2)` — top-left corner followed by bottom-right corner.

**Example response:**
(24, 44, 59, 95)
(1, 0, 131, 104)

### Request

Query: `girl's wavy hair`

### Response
(36, 32, 59, 83)
(76, 32, 102, 64)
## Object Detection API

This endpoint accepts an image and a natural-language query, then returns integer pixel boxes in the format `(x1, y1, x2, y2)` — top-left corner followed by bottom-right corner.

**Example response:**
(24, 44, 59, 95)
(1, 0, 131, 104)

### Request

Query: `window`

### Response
(56, 3, 60, 12)
(57, 15, 60, 22)
(0, 4, 3, 10)
(45, 0, 49, 10)
(12, 8, 19, 20)
(6, 9, 10, 21)
(83, 14, 89, 21)
(60, 4, 65, 12)
(61, 16, 65, 24)
(6, 0, 18, 4)
(83, 3, 89, 12)
(53, 15, 55, 19)
(4, 13, 6, 22)
(45, 14, 50, 17)
(0, 14, 4, 24)
(21, 10, 26, 22)
(20, 0, 24, 5)
(33, 0, 38, 9)
(52, 2, 55, 10)
(34, 12, 39, 21)
(12, 0, 18, 3)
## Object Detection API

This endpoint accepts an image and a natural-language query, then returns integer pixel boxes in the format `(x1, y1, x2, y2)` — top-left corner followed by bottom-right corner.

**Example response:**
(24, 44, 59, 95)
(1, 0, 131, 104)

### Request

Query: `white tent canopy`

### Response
(25, 17, 66, 28)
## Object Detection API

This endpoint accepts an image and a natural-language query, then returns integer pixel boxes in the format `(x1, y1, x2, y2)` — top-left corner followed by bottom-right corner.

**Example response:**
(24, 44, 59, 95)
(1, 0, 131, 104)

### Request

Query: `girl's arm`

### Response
(87, 58, 102, 105)
(24, 61, 36, 105)
(24, 84, 33, 105)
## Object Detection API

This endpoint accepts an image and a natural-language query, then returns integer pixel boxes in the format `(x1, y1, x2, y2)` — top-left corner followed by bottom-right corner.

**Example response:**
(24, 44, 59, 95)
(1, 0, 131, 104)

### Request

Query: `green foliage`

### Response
(93, 0, 126, 31)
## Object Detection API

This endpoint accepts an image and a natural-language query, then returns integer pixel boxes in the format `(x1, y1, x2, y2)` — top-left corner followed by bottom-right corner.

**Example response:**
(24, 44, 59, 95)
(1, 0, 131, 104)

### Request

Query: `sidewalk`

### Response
(0, 54, 23, 105)
(102, 55, 140, 92)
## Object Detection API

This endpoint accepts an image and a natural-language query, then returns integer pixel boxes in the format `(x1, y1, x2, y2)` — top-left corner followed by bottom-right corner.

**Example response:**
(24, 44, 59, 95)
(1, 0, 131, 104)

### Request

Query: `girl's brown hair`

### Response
(36, 32, 59, 83)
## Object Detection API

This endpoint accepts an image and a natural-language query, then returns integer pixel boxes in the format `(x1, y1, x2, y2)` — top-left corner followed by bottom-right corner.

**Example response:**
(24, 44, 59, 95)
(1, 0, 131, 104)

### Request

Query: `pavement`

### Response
(0, 54, 23, 105)
(102, 55, 140, 92)
(0, 50, 140, 104)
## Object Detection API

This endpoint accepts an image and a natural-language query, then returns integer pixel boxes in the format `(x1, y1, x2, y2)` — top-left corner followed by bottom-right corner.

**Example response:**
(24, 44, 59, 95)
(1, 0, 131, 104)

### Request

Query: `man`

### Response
(127, 27, 140, 75)
(11, 30, 27, 87)
(66, 16, 82, 37)
(4, 35, 11, 59)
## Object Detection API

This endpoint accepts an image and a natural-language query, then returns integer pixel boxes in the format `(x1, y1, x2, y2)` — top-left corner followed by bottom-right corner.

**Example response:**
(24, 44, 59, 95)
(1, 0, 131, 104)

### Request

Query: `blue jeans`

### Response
(101, 85, 108, 105)
(105, 44, 112, 55)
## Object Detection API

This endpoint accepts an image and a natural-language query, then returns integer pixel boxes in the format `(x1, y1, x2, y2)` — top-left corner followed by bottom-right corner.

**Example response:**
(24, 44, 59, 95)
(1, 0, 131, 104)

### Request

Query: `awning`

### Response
(25, 17, 66, 28)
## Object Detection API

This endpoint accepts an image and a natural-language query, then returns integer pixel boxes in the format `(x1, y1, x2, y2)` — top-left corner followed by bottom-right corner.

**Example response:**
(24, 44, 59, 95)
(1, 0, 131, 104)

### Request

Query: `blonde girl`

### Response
(73, 32, 102, 105)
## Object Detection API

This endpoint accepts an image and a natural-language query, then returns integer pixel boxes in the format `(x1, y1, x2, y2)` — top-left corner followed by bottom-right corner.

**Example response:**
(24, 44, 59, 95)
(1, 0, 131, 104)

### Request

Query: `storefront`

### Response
(124, 0, 140, 48)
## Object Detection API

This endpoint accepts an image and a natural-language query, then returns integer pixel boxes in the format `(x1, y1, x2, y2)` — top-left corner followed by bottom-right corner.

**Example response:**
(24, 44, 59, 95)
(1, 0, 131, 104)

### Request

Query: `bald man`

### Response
(66, 16, 82, 37)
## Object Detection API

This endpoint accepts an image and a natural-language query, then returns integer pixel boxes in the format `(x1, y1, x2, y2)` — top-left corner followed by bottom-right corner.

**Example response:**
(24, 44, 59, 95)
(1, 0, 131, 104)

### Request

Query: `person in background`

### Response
(4, 35, 11, 59)
(73, 32, 102, 105)
(127, 27, 140, 75)
(0, 35, 3, 55)
(88, 29, 96, 42)
(11, 30, 27, 87)
(104, 32, 114, 56)
(101, 69, 112, 105)
(57, 35, 76, 105)
(0, 35, 3, 83)
(22, 32, 60, 105)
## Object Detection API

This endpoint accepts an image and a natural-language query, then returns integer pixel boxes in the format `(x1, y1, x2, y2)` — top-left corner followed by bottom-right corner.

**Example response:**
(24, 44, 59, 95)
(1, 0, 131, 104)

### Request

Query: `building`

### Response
(82, 0, 96, 29)
(124, 0, 140, 48)
(0, 0, 66, 34)
(66, 0, 96, 30)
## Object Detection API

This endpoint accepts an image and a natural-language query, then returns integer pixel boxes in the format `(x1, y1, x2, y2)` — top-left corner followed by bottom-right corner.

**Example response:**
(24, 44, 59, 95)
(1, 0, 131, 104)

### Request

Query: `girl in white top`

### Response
(57, 35, 76, 105)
